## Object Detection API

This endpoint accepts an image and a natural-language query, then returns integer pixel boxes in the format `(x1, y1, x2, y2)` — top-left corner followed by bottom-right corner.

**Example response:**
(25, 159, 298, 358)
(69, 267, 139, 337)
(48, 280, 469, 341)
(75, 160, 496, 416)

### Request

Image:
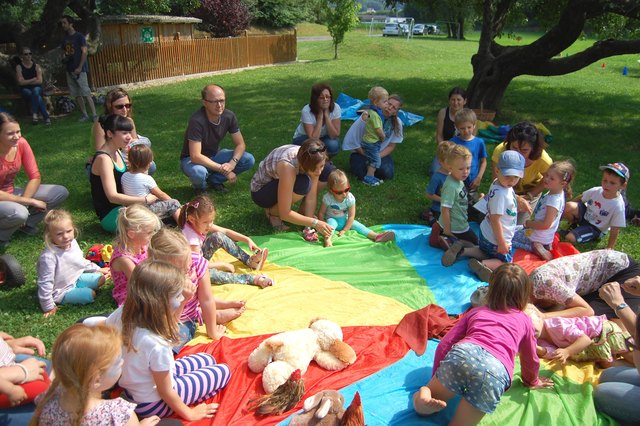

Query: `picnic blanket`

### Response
(336, 93, 425, 127)
(177, 224, 617, 426)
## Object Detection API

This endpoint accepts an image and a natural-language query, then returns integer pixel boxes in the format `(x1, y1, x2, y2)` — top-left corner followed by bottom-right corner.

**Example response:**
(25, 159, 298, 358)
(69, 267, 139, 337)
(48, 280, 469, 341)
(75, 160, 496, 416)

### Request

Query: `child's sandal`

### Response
(254, 274, 274, 288)
(249, 248, 268, 270)
(302, 227, 319, 243)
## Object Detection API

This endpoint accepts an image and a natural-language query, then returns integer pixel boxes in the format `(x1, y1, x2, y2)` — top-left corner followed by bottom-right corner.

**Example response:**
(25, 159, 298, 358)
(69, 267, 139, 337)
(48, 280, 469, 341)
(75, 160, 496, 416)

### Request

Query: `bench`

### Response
(0, 89, 72, 116)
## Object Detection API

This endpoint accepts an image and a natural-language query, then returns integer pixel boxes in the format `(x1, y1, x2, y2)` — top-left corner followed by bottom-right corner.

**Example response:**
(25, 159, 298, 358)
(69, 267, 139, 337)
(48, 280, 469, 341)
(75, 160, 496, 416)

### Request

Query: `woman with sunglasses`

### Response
(291, 83, 341, 158)
(92, 88, 156, 174)
(250, 138, 334, 239)
(15, 47, 51, 125)
(491, 122, 552, 224)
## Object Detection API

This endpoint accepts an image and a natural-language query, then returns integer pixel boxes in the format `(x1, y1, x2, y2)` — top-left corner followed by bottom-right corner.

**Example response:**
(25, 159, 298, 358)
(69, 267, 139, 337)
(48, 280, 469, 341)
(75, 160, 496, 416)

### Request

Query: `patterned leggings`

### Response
(131, 353, 231, 418)
(202, 232, 254, 284)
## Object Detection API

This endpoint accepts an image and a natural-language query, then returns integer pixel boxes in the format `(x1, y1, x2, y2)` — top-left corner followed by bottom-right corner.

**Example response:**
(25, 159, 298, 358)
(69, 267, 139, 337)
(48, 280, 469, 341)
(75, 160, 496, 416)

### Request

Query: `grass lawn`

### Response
(1, 30, 639, 350)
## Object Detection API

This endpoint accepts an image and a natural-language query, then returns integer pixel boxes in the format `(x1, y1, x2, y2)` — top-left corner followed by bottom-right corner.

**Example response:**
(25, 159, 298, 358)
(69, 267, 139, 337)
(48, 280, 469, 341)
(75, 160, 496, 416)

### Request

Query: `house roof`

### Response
(100, 15, 202, 24)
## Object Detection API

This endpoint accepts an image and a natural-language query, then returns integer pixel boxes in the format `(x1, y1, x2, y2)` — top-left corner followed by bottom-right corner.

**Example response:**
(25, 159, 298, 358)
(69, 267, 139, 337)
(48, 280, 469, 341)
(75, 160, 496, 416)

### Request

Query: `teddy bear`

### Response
(248, 318, 357, 395)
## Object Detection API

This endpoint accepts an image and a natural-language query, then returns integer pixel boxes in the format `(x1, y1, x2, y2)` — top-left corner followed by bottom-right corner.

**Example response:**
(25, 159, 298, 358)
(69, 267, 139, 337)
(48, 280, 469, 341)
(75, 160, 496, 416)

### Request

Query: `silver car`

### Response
(413, 24, 425, 35)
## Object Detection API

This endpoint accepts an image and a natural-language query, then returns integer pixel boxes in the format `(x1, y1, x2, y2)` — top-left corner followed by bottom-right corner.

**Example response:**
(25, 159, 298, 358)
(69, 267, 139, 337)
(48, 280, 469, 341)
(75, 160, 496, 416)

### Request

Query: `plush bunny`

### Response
(289, 390, 345, 426)
(248, 318, 357, 394)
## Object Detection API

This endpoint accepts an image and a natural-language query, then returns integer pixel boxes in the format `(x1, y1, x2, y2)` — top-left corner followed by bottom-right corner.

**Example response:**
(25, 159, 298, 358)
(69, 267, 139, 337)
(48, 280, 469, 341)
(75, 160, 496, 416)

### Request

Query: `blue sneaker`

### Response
(363, 176, 381, 186)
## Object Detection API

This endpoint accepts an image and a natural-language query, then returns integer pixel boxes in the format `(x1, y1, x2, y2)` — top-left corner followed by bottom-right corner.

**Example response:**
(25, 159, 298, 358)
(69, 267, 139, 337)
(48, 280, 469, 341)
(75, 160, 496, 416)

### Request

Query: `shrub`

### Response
(192, 0, 251, 37)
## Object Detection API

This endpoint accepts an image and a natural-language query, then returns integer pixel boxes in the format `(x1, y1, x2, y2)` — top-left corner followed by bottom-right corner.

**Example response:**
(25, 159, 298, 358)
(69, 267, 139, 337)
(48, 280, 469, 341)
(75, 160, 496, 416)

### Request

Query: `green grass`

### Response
(1, 30, 639, 351)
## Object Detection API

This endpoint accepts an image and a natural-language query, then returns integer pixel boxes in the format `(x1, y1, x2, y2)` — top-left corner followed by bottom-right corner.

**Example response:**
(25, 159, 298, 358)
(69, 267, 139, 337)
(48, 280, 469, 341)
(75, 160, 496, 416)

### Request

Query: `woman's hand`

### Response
(599, 282, 626, 308)
(28, 198, 46, 210)
(6, 336, 46, 357)
(314, 220, 333, 238)
(623, 277, 640, 296)
(20, 358, 46, 383)
(549, 348, 571, 364)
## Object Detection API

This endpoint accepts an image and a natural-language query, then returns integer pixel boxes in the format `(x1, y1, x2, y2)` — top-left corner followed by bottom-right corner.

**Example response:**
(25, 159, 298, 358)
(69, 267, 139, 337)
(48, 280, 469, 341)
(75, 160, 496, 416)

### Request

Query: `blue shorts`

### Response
(568, 202, 603, 243)
(436, 342, 510, 413)
(479, 231, 513, 263)
(61, 272, 102, 305)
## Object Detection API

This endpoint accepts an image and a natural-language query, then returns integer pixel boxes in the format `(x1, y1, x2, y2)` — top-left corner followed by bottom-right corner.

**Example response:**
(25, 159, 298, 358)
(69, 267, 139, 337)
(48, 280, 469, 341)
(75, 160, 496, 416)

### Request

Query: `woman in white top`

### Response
(292, 83, 342, 158)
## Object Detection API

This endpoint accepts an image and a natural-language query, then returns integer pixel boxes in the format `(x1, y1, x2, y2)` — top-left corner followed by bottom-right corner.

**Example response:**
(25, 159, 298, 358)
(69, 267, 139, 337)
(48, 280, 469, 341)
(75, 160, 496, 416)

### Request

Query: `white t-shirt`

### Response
(182, 223, 203, 252)
(582, 186, 626, 233)
(480, 180, 518, 245)
(292, 104, 342, 139)
(107, 307, 176, 403)
(342, 115, 403, 152)
(121, 172, 157, 197)
(530, 191, 565, 245)
(322, 191, 356, 219)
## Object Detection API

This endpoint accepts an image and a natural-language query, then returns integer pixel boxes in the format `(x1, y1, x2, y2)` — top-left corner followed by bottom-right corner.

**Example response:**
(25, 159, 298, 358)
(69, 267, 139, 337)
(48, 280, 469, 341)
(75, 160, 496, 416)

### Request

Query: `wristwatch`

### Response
(615, 303, 629, 312)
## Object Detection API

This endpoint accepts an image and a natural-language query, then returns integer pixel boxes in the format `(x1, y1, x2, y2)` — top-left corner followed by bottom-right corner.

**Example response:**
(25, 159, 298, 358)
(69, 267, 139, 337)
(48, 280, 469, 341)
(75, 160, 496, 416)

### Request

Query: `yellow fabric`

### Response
(186, 251, 413, 345)
(491, 142, 553, 194)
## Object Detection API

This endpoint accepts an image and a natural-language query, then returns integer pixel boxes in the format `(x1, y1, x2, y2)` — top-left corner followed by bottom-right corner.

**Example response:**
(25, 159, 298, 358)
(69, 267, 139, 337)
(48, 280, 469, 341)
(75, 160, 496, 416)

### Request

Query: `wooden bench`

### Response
(0, 89, 72, 116)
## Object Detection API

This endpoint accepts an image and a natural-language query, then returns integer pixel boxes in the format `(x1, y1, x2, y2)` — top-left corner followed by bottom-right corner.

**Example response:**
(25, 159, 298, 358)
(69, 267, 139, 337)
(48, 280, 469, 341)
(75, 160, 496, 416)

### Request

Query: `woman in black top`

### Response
(15, 47, 50, 125)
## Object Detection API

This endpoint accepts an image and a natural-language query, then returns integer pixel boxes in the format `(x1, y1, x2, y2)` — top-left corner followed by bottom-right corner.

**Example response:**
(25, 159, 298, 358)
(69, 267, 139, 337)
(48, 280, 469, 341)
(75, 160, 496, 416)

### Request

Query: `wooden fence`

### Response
(88, 33, 296, 88)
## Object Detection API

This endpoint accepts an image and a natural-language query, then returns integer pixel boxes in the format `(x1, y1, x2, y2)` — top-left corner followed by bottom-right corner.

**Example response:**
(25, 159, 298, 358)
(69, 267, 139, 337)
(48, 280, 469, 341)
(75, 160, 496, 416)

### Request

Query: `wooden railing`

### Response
(88, 33, 296, 88)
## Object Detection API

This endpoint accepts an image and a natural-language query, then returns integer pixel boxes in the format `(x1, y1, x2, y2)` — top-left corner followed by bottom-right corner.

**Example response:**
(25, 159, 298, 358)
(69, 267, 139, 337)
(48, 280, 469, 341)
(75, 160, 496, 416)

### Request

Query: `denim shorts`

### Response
(436, 342, 510, 413)
(568, 202, 603, 243)
(479, 231, 513, 263)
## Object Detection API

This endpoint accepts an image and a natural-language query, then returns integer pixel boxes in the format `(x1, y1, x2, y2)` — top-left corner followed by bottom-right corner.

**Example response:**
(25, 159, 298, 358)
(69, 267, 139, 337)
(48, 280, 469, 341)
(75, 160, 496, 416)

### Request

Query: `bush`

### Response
(192, 0, 251, 37)
(248, 0, 313, 28)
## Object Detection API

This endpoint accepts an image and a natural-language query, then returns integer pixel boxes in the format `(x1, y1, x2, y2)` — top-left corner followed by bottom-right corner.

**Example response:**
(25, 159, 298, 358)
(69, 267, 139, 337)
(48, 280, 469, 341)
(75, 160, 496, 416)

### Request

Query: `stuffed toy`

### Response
(289, 391, 365, 426)
(248, 318, 357, 414)
(85, 243, 113, 267)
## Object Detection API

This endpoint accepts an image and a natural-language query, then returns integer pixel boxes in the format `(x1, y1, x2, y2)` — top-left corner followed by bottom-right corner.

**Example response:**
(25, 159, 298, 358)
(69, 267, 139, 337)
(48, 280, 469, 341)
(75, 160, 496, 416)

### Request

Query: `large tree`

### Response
(393, 0, 640, 111)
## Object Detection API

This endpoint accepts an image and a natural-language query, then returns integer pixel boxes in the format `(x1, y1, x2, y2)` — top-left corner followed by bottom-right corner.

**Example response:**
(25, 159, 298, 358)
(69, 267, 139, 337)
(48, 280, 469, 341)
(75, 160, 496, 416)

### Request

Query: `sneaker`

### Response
(468, 259, 493, 283)
(78, 114, 89, 122)
(211, 183, 229, 193)
(441, 241, 464, 267)
(363, 176, 381, 186)
(18, 225, 39, 236)
(532, 242, 553, 261)
(92, 114, 99, 122)
(44, 119, 52, 126)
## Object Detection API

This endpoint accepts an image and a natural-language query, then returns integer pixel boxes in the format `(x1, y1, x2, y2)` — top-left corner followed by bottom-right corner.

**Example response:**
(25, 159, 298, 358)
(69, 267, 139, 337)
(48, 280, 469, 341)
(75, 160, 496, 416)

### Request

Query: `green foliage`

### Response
(0, 0, 45, 24)
(192, 0, 251, 37)
(247, 0, 313, 28)
(326, 0, 360, 58)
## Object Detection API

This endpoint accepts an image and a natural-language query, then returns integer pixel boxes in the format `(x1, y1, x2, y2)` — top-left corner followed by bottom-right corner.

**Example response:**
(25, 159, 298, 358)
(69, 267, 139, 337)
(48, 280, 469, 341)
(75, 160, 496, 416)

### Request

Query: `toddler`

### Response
(413, 264, 552, 424)
(422, 140, 454, 226)
(430, 145, 479, 251)
(149, 228, 245, 351)
(512, 160, 575, 260)
(109, 204, 162, 306)
(450, 108, 487, 209)
(442, 151, 525, 283)
(525, 304, 632, 368)
(106, 261, 231, 421)
(37, 210, 109, 317)
(563, 162, 628, 249)
(318, 169, 395, 247)
(32, 324, 158, 425)
(361, 86, 389, 186)
(179, 195, 272, 288)
(121, 144, 181, 223)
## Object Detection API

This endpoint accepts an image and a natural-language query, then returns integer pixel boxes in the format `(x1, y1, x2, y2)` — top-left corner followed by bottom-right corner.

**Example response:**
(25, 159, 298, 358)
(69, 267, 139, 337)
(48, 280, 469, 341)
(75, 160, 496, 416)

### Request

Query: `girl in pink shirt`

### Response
(413, 264, 554, 425)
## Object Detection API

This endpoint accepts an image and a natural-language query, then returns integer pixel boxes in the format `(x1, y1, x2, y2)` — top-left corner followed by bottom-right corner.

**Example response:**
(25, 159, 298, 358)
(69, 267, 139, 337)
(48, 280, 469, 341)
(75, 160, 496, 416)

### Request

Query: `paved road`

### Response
(297, 36, 332, 42)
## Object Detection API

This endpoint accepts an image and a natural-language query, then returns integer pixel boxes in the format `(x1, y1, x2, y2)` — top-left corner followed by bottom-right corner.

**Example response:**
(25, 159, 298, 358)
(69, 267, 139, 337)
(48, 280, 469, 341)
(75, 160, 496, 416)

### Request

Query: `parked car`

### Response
(383, 23, 404, 36)
(413, 24, 425, 35)
(426, 23, 440, 35)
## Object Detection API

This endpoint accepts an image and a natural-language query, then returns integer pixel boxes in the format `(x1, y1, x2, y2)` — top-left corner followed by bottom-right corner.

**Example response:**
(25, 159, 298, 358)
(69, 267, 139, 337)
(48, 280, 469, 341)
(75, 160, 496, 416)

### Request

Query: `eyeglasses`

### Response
(113, 103, 132, 110)
(318, 95, 331, 100)
(23, 52, 32, 56)
(204, 99, 225, 105)
(331, 186, 350, 195)
(309, 145, 327, 154)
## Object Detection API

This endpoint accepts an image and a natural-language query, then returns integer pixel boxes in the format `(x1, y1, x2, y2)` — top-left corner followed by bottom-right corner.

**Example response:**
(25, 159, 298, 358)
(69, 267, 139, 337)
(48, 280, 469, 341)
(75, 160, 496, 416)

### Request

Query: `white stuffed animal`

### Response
(248, 318, 357, 394)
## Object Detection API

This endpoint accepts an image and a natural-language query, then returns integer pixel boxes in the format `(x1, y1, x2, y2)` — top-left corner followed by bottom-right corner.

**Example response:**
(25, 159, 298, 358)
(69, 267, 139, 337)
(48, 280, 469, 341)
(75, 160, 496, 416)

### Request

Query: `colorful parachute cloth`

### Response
(177, 225, 616, 426)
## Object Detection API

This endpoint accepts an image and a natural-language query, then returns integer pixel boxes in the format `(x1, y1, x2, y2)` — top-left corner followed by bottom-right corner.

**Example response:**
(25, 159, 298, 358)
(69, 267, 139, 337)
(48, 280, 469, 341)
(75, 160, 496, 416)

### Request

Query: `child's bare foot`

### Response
(374, 231, 395, 243)
(216, 307, 244, 325)
(215, 299, 246, 310)
(413, 387, 447, 416)
(253, 274, 274, 288)
(324, 238, 333, 247)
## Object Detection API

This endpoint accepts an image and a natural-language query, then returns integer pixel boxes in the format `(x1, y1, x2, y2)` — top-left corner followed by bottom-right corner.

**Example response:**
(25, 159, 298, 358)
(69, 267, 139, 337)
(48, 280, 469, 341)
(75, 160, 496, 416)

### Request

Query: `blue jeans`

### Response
(361, 142, 381, 169)
(181, 149, 255, 190)
(594, 366, 640, 425)
(292, 134, 340, 158)
(349, 152, 395, 181)
(20, 86, 49, 121)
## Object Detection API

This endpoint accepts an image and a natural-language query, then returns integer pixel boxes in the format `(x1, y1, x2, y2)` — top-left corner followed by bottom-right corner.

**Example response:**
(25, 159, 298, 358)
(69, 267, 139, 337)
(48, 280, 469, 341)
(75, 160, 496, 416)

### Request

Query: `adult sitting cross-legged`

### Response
(180, 84, 255, 194)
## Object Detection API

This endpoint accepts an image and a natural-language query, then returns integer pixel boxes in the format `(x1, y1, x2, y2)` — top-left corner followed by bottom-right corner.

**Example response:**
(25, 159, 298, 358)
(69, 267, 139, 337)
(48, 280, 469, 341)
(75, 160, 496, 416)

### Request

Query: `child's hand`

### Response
(8, 384, 27, 406)
(189, 402, 219, 420)
(139, 416, 161, 425)
(211, 324, 226, 340)
(246, 239, 259, 252)
(182, 280, 197, 302)
(497, 241, 510, 255)
(536, 345, 547, 357)
(219, 262, 235, 273)
(360, 110, 370, 121)
(43, 307, 58, 318)
(529, 377, 554, 390)
(146, 194, 158, 204)
(337, 230, 346, 237)
(99, 267, 111, 280)
(549, 348, 571, 364)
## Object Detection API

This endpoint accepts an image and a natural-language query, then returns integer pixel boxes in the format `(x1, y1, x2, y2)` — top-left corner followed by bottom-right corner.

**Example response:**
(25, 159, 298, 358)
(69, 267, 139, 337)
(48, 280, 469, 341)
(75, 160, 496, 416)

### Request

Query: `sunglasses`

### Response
(309, 145, 327, 154)
(23, 52, 32, 56)
(331, 186, 350, 195)
(113, 103, 132, 110)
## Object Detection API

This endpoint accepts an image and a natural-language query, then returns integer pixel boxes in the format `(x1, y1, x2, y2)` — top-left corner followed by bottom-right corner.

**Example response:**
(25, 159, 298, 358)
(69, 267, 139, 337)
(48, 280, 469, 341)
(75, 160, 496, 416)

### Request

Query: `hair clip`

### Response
(309, 145, 327, 154)
(563, 172, 571, 182)
(189, 201, 200, 209)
